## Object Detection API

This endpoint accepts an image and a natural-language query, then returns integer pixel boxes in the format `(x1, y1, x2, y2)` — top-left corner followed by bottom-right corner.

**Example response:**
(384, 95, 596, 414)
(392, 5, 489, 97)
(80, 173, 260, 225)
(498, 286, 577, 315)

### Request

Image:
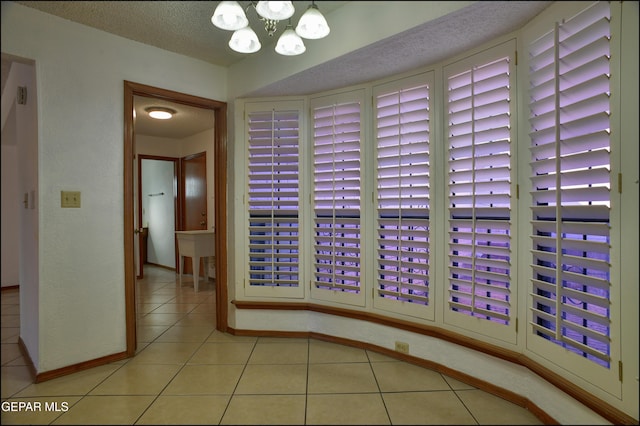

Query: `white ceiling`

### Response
(3, 1, 552, 138)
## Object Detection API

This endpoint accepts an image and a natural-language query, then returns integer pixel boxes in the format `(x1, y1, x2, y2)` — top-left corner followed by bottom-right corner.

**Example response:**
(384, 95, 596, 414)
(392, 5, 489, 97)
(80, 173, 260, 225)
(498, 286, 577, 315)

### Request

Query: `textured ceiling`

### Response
(12, 1, 350, 67)
(3, 1, 552, 138)
(248, 1, 552, 97)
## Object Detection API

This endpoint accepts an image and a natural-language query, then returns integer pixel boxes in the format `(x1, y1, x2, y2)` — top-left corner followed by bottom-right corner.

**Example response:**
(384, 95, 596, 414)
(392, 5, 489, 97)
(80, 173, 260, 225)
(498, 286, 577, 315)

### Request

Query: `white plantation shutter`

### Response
(246, 105, 303, 297)
(374, 75, 433, 320)
(445, 42, 515, 334)
(312, 93, 364, 306)
(529, 1, 612, 367)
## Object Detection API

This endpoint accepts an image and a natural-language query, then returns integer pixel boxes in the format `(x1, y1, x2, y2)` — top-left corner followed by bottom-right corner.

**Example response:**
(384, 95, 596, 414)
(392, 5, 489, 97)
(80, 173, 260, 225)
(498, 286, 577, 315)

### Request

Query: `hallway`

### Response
(1, 266, 542, 424)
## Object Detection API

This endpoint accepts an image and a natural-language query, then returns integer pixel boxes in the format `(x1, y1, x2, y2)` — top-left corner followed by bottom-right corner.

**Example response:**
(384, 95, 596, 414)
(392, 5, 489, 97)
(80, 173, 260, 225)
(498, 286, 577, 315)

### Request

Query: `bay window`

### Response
(237, 0, 634, 418)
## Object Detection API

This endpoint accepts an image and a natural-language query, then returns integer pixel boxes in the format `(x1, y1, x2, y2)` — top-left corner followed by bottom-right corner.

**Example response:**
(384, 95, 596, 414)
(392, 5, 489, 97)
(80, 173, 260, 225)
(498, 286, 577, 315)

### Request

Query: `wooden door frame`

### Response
(124, 81, 228, 356)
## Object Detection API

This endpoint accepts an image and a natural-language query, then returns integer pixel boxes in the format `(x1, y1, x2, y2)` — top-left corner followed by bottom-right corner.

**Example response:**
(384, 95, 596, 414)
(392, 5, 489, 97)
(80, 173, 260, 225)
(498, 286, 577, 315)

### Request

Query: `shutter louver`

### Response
(447, 55, 513, 326)
(375, 81, 431, 316)
(528, 1, 611, 367)
(247, 109, 300, 289)
(313, 100, 363, 299)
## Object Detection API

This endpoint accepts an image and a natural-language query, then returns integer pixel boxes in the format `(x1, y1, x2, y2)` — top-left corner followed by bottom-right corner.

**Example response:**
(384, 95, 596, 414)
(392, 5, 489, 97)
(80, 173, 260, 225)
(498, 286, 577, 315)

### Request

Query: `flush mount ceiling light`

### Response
(145, 107, 176, 120)
(211, 1, 330, 55)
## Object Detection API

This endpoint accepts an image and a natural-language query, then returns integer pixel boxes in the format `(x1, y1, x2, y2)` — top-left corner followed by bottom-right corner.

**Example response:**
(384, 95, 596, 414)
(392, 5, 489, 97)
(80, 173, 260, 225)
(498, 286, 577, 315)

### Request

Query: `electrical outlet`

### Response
(395, 341, 409, 354)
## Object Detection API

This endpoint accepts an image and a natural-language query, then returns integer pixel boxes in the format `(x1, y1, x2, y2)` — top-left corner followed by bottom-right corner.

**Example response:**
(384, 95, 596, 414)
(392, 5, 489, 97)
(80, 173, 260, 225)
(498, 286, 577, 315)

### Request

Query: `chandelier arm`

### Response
(263, 19, 278, 36)
(245, 1, 256, 14)
(243, 1, 278, 36)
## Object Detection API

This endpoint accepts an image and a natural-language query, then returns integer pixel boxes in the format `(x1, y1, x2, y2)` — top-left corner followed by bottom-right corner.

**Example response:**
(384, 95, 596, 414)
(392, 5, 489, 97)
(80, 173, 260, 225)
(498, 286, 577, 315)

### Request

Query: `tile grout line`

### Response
(304, 337, 310, 425)
(365, 349, 394, 425)
(215, 336, 259, 424)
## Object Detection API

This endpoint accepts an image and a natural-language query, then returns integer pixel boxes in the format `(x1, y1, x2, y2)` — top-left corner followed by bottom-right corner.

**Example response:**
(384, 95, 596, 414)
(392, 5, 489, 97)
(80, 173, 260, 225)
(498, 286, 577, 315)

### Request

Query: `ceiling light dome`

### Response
(146, 107, 176, 120)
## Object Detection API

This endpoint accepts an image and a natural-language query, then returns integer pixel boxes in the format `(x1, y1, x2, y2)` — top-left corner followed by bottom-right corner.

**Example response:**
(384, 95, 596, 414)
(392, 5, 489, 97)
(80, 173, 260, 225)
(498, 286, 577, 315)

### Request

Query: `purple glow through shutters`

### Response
(313, 101, 362, 296)
(376, 82, 431, 311)
(529, 1, 611, 367)
(247, 109, 300, 288)
(447, 55, 513, 325)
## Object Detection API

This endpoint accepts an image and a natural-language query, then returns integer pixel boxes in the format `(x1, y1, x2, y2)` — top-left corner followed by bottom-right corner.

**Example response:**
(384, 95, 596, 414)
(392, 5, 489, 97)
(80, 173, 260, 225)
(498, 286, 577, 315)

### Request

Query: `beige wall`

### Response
(0, 1, 227, 373)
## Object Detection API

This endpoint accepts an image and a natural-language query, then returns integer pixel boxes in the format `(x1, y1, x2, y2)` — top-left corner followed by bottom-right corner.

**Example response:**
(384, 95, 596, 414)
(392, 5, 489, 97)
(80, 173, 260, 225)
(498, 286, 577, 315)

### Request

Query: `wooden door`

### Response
(179, 152, 207, 275)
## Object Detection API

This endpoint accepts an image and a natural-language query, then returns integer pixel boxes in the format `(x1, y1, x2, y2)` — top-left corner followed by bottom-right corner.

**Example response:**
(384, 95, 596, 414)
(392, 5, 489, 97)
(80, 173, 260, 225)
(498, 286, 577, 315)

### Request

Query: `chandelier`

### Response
(211, 1, 330, 56)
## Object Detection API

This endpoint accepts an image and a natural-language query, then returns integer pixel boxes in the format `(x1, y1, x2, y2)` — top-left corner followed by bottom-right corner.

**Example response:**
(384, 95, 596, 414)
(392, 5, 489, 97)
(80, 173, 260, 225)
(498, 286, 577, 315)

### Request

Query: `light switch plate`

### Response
(61, 191, 81, 208)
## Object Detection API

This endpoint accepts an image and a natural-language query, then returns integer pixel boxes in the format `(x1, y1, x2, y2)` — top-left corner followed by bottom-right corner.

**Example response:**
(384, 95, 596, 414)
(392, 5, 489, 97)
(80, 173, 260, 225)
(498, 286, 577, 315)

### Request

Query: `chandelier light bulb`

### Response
(296, 4, 330, 39)
(223, 13, 237, 27)
(255, 1, 295, 21)
(229, 26, 261, 53)
(211, 1, 248, 31)
(268, 2, 283, 13)
(275, 26, 305, 56)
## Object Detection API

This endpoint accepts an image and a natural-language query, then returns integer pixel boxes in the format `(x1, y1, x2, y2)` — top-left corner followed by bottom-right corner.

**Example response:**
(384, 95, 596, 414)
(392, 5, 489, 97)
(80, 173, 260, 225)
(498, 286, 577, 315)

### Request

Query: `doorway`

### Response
(138, 155, 179, 277)
(124, 81, 227, 356)
(137, 151, 210, 278)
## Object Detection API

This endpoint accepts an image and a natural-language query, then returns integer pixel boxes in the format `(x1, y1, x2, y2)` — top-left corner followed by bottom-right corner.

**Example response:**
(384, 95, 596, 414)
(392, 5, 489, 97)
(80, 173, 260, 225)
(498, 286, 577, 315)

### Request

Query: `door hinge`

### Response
(515, 50, 518, 66)
(17, 86, 27, 105)
(515, 318, 518, 333)
(618, 360, 623, 382)
(516, 184, 520, 199)
(618, 173, 622, 194)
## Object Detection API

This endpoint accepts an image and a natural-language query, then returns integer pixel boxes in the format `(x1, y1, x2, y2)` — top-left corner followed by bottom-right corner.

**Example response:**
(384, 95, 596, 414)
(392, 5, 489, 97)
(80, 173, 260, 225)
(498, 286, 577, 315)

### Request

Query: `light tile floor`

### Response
(1, 265, 543, 425)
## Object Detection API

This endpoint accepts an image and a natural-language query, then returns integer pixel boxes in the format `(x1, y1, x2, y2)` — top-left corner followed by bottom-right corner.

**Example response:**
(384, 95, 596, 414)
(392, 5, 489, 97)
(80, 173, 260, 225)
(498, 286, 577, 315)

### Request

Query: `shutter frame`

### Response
(528, 1, 612, 368)
(311, 91, 365, 306)
(445, 44, 516, 334)
(245, 102, 305, 298)
(374, 74, 433, 320)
